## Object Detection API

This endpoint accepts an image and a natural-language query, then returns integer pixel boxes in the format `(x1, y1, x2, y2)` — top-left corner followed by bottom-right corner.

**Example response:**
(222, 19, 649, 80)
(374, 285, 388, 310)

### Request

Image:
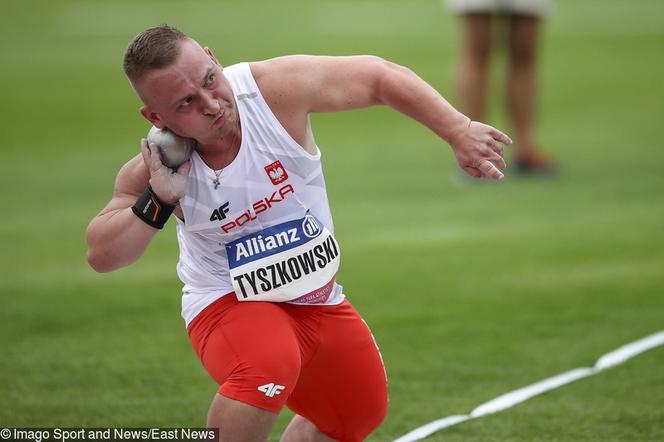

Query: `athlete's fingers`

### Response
(140, 139, 151, 168)
(176, 159, 192, 177)
(487, 138, 504, 158)
(477, 159, 504, 181)
(491, 128, 512, 145)
(486, 152, 507, 171)
(148, 142, 165, 172)
(463, 165, 483, 179)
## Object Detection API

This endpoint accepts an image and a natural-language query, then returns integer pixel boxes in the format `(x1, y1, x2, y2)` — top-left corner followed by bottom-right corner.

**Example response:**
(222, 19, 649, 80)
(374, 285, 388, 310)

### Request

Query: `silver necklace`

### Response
(212, 169, 222, 189)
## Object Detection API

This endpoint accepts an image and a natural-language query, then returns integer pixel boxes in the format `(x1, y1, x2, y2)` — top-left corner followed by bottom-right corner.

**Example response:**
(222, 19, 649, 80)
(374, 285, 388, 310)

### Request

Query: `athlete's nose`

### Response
(201, 92, 221, 115)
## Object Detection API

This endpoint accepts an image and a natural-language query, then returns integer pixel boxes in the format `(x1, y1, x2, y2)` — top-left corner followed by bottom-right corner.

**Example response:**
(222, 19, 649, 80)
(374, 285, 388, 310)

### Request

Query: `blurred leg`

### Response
(207, 394, 278, 442)
(506, 14, 541, 157)
(456, 13, 493, 121)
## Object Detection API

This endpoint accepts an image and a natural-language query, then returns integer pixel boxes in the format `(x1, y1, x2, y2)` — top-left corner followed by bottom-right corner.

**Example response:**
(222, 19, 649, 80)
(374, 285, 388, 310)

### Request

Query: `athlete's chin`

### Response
(215, 123, 238, 140)
(197, 129, 227, 145)
(213, 128, 229, 140)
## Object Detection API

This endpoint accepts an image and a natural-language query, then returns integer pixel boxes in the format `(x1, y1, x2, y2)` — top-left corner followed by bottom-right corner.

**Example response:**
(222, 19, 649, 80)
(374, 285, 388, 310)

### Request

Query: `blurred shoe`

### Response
(514, 149, 558, 176)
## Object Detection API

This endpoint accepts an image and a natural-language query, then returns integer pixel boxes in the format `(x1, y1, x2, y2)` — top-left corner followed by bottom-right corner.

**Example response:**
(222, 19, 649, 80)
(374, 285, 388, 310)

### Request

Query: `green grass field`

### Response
(2, 0, 663, 440)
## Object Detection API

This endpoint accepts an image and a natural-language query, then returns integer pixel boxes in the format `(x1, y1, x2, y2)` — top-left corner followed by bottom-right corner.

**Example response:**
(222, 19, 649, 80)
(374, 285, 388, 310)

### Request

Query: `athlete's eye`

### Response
(177, 96, 194, 111)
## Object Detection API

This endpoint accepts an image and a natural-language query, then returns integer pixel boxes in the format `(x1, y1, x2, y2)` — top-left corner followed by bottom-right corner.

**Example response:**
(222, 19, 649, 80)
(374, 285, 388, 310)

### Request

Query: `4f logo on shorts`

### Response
(258, 383, 285, 398)
(264, 160, 288, 185)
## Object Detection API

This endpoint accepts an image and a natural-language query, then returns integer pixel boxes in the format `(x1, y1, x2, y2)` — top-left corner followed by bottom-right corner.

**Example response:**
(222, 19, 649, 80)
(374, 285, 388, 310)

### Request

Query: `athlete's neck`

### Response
(197, 128, 242, 170)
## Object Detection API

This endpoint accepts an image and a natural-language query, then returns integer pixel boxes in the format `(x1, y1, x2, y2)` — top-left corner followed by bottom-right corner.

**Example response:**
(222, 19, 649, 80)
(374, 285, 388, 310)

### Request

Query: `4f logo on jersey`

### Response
(209, 202, 230, 222)
(264, 160, 288, 185)
(257, 383, 285, 398)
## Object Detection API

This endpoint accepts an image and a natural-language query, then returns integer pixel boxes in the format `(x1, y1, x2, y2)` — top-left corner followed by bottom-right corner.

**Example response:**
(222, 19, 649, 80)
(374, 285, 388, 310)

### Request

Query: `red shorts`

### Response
(187, 295, 388, 441)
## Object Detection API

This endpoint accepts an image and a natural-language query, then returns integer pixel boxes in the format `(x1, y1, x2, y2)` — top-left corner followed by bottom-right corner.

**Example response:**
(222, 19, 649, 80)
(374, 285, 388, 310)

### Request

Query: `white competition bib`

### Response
(226, 213, 340, 303)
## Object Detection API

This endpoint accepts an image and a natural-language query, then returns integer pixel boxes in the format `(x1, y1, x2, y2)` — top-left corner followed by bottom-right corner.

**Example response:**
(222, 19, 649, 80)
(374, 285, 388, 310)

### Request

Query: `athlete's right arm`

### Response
(86, 140, 191, 273)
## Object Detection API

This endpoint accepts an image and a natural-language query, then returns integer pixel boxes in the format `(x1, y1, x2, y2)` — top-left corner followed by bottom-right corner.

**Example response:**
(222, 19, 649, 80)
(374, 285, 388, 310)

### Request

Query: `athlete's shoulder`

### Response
(249, 55, 319, 87)
(248, 56, 318, 109)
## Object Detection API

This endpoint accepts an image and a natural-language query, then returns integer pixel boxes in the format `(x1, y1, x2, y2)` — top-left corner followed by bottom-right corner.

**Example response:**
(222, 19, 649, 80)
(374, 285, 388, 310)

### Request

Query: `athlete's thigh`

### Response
(286, 300, 388, 441)
(194, 299, 302, 413)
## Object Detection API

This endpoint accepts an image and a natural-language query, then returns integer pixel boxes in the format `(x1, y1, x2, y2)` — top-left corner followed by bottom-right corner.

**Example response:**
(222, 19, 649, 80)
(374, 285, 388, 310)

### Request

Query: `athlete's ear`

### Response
(140, 105, 165, 129)
(204, 46, 223, 69)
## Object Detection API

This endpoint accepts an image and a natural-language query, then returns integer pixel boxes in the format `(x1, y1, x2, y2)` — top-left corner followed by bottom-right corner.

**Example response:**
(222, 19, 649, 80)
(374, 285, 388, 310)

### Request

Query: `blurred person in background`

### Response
(449, 0, 556, 174)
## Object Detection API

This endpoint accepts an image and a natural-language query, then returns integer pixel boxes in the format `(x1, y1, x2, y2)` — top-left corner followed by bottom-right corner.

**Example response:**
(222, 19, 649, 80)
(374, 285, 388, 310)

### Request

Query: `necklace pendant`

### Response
(212, 168, 223, 189)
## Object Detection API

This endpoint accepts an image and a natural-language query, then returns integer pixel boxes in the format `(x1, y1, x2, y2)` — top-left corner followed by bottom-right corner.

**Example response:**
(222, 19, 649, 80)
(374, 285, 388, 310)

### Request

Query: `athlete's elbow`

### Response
(370, 57, 416, 105)
(87, 251, 106, 273)
(87, 242, 142, 272)
(362, 56, 392, 87)
(367, 56, 413, 76)
(86, 228, 109, 272)
(85, 234, 125, 273)
(86, 221, 122, 272)
(86, 248, 116, 273)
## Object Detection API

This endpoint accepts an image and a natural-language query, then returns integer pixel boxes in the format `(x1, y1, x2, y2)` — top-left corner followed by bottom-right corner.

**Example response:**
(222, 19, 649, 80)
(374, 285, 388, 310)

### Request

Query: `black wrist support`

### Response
(131, 186, 176, 229)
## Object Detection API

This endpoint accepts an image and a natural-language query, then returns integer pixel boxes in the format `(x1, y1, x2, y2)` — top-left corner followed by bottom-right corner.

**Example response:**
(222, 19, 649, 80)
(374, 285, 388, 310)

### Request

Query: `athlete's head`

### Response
(123, 24, 239, 144)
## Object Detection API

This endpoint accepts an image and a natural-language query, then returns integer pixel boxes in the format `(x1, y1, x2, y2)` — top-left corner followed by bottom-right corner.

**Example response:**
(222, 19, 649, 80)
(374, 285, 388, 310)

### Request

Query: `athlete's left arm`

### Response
(259, 55, 511, 180)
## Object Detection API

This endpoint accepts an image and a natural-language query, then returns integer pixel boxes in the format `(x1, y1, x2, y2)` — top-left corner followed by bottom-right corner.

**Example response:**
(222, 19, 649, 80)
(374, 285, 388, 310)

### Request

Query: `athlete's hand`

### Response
(140, 138, 191, 204)
(449, 121, 512, 181)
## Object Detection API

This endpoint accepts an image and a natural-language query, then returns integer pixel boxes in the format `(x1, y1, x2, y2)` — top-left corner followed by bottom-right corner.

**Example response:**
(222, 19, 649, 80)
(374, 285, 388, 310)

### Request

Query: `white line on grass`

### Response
(393, 331, 664, 442)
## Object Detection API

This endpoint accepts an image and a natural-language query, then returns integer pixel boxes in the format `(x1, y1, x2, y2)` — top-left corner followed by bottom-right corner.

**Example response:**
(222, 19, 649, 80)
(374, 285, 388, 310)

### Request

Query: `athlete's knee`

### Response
(207, 394, 278, 440)
(351, 361, 389, 438)
(355, 394, 389, 440)
(326, 392, 388, 441)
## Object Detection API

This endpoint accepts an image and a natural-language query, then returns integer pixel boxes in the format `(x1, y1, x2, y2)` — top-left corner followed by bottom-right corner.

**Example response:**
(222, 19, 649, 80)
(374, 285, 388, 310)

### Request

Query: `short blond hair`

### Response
(123, 24, 188, 81)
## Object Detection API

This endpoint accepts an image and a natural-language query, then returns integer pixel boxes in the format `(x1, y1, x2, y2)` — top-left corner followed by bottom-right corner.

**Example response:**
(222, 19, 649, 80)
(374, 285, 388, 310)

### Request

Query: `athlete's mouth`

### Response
(213, 108, 226, 127)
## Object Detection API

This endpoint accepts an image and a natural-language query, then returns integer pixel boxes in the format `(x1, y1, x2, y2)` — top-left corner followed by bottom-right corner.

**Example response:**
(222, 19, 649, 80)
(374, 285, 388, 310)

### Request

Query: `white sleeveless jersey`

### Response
(176, 62, 344, 326)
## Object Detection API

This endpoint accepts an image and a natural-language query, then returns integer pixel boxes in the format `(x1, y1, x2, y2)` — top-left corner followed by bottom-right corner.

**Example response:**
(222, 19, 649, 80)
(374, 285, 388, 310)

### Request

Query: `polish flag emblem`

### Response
(264, 160, 288, 185)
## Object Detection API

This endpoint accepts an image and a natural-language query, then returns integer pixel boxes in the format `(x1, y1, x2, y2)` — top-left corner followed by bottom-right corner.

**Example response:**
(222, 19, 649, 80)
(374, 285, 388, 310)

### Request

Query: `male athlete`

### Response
(86, 25, 510, 442)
